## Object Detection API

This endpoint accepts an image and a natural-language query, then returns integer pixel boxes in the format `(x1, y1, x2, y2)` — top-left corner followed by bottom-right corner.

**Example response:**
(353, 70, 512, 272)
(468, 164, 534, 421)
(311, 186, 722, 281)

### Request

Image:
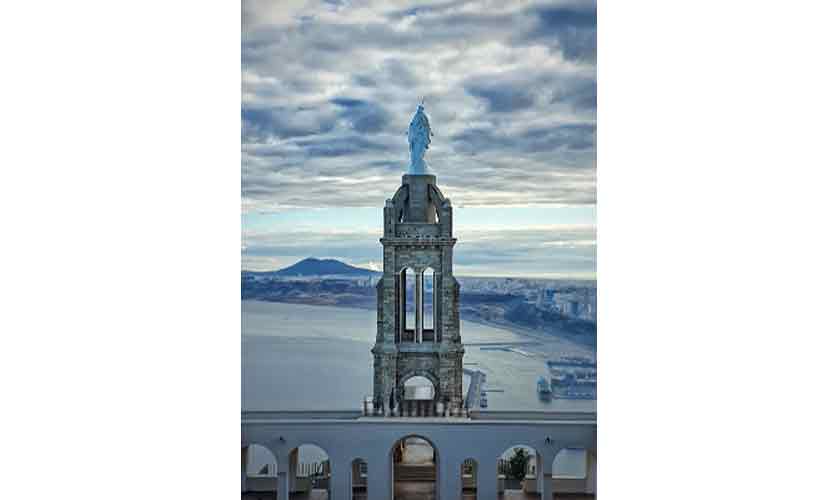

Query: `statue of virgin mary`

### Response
(407, 104, 432, 175)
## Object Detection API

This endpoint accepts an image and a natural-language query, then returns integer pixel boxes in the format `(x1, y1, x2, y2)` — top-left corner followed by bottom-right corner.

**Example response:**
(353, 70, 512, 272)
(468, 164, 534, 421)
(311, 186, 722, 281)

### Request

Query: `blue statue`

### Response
(407, 102, 432, 175)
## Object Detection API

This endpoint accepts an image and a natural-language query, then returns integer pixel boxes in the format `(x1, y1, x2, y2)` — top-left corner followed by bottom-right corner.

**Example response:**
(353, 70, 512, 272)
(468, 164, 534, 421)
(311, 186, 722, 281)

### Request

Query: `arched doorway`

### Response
(350, 458, 367, 500)
(401, 375, 435, 417)
(460, 458, 477, 500)
(392, 435, 437, 500)
(289, 444, 330, 500)
(242, 444, 278, 500)
(498, 445, 541, 498)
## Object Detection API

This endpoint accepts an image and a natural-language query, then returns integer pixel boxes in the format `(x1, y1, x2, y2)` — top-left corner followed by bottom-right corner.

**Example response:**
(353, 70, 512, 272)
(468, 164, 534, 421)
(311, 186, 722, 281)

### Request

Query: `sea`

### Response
(242, 300, 595, 412)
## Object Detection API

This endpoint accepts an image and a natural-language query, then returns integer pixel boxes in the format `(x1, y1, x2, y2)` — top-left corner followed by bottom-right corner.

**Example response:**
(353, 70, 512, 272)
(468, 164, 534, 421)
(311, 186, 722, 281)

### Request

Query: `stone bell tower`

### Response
(371, 104, 464, 414)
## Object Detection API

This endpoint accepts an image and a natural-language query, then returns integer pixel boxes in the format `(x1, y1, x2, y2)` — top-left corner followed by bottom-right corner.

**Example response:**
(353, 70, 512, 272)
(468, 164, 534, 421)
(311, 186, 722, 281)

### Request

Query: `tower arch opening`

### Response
(403, 375, 435, 400)
(399, 375, 436, 417)
(400, 267, 418, 342)
(422, 268, 435, 341)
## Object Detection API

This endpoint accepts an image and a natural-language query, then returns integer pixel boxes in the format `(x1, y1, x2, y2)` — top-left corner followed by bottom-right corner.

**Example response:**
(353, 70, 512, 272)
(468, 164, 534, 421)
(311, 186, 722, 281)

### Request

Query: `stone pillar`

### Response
(434, 270, 440, 342)
(541, 472, 553, 500)
(274, 448, 290, 500)
(478, 458, 498, 500)
(382, 245, 397, 342)
(276, 472, 288, 500)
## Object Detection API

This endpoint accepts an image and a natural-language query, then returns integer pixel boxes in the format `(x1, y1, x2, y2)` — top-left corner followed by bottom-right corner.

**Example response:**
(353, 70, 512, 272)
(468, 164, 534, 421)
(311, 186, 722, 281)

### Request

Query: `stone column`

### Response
(274, 448, 290, 500)
(276, 472, 288, 500)
(434, 270, 440, 342)
(541, 471, 553, 500)
(382, 245, 397, 343)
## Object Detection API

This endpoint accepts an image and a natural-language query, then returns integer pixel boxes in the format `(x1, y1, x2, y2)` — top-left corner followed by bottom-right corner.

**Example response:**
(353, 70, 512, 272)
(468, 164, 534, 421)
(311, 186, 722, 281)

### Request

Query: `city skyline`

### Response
(242, 0, 596, 278)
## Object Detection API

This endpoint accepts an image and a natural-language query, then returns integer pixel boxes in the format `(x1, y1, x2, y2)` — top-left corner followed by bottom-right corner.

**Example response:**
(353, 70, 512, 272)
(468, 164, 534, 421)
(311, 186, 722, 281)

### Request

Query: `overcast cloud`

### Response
(242, 0, 596, 278)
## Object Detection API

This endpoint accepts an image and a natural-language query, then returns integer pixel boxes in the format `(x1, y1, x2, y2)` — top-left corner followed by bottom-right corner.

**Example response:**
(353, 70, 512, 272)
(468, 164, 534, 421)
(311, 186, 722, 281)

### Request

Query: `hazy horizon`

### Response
(242, 255, 596, 281)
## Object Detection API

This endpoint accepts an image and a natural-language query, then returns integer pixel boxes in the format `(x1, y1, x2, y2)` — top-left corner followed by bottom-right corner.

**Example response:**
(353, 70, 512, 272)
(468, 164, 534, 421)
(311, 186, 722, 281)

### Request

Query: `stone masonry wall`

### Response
(372, 174, 463, 410)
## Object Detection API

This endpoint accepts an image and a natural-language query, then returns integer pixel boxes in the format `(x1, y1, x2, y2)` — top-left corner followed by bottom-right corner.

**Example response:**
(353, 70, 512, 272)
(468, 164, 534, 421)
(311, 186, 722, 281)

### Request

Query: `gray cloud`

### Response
(518, 2, 597, 63)
(242, 106, 336, 142)
(466, 82, 536, 113)
(242, 0, 597, 211)
(331, 98, 391, 133)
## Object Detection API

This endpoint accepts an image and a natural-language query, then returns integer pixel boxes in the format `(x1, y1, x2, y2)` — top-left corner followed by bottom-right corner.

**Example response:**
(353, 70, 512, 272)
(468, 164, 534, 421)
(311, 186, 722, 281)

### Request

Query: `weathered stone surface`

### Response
(372, 174, 464, 410)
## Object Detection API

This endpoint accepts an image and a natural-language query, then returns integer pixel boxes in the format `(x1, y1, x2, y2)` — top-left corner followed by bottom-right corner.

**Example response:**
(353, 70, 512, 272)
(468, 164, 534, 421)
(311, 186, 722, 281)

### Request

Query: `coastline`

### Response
(242, 297, 595, 356)
(242, 300, 596, 411)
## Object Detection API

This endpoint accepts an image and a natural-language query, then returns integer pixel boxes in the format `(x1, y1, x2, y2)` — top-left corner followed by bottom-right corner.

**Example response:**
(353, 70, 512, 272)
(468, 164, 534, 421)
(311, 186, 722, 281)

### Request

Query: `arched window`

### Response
(398, 267, 437, 344)
(422, 268, 435, 340)
(402, 268, 416, 342)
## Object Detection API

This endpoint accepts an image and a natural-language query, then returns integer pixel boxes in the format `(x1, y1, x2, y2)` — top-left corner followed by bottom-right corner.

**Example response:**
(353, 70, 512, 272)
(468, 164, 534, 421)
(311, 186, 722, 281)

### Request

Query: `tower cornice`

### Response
(380, 237, 457, 246)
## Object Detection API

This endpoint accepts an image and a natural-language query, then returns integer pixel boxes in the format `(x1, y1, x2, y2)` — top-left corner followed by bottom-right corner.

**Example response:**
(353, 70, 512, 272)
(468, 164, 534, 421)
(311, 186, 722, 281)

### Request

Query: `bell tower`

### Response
(372, 172, 464, 414)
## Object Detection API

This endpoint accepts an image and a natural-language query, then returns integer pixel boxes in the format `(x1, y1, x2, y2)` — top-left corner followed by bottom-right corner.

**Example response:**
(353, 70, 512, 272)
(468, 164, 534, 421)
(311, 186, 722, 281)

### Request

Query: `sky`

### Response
(242, 0, 596, 279)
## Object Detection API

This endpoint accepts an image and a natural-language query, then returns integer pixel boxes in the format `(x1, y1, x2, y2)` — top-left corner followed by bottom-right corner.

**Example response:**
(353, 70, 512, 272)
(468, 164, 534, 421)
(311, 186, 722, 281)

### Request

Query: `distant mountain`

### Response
(259, 257, 379, 277)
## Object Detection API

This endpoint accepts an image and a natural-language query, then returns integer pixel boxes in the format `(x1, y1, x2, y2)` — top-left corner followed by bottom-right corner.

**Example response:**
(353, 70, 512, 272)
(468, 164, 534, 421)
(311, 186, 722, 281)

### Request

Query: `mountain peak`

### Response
(275, 257, 378, 276)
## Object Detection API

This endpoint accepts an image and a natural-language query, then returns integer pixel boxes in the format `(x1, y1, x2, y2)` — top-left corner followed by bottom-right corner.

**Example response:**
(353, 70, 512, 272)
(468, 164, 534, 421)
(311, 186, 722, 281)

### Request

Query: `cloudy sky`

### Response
(242, 0, 596, 279)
